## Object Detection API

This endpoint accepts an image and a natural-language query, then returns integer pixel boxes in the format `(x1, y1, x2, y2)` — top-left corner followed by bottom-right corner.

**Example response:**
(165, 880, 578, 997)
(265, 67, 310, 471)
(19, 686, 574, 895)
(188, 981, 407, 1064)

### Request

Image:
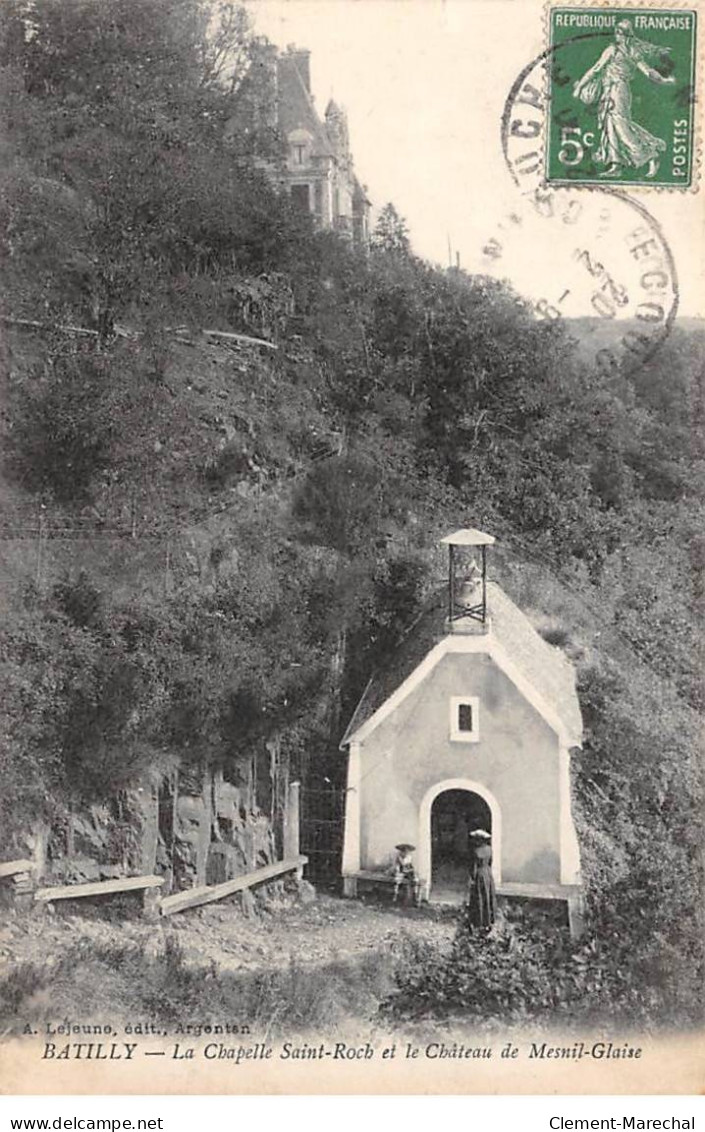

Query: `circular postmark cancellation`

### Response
(488, 34, 679, 376)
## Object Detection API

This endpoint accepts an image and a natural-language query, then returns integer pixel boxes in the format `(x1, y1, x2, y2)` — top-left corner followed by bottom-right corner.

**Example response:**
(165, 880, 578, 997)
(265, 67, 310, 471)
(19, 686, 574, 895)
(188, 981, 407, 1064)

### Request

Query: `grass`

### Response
(0, 931, 394, 1038)
(0, 960, 54, 1019)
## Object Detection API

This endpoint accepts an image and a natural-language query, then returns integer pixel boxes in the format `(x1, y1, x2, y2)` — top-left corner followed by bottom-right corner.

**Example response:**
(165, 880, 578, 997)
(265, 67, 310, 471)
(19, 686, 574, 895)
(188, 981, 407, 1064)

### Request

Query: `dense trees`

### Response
(0, 0, 303, 335)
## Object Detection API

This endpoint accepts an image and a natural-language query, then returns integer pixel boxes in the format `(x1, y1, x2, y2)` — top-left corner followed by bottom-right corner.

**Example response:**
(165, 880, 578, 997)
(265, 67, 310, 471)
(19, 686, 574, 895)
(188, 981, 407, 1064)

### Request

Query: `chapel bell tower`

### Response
(440, 528, 496, 630)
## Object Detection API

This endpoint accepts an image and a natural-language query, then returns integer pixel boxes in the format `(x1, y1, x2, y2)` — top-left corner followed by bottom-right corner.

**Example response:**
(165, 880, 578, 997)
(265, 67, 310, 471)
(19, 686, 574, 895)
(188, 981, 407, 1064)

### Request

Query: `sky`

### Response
(246, 0, 703, 318)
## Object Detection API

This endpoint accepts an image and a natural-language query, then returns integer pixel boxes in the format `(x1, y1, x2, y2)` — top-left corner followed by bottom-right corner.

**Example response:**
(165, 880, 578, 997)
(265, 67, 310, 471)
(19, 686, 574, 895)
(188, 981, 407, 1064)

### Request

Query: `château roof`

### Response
(340, 581, 583, 749)
(352, 177, 371, 206)
(277, 51, 335, 159)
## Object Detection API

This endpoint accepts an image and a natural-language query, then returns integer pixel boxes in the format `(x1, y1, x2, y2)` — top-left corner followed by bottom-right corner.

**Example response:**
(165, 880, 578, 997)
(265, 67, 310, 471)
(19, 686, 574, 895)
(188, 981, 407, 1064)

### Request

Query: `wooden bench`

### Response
(34, 875, 165, 922)
(344, 873, 585, 938)
(160, 855, 308, 917)
(0, 859, 35, 908)
(343, 870, 420, 904)
(344, 870, 394, 897)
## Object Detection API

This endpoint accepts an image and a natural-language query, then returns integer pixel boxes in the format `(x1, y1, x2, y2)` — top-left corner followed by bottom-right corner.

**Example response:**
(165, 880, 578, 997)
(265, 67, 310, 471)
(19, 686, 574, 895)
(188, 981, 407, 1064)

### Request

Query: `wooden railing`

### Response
(160, 855, 307, 917)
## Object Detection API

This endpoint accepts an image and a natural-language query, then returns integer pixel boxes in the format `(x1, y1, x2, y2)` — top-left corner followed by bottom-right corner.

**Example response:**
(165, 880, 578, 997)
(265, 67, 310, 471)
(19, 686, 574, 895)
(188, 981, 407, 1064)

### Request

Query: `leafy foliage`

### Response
(8, 352, 114, 502)
(371, 202, 411, 257)
(384, 915, 702, 1028)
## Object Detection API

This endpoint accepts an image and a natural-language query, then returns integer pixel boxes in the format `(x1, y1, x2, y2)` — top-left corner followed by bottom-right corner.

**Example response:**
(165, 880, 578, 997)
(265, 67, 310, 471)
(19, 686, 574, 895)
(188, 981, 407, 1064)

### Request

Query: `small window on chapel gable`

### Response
(450, 696, 480, 742)
(458, 702, 474, 732)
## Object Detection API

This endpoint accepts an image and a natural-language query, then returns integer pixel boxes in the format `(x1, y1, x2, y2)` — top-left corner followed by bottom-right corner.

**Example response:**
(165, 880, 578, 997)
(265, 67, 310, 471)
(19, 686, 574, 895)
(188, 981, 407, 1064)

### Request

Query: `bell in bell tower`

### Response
(440, 528, 496, 630)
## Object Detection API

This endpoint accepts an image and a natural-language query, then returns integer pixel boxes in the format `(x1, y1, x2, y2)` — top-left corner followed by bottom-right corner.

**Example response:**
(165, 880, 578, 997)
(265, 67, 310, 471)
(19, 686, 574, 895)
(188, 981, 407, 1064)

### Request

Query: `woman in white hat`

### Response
(465, 829, 496, 930)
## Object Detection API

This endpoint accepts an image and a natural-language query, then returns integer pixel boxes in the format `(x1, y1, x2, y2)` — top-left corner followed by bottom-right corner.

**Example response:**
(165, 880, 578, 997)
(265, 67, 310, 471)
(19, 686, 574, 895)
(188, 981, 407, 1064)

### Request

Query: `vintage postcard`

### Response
(0, 0, 703, 1097)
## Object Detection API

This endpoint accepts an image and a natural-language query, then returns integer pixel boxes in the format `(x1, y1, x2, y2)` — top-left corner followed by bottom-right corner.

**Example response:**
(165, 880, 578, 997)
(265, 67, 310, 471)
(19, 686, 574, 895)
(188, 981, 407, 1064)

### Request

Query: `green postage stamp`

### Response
(546, 7, 698, 186)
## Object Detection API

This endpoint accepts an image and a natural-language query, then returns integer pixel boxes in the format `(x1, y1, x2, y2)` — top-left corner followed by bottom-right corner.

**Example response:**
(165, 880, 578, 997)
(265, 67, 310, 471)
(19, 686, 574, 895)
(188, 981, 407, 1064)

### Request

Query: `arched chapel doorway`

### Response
(418, 778, 501, 901)
(431, 789, 491, 899)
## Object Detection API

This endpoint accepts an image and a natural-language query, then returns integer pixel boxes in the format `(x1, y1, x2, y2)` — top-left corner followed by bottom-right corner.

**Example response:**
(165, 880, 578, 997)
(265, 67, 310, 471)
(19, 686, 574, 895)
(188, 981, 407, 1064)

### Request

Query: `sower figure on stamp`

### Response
(392, 842, 420, 907)
(465, 829, 496, 931)
(573, 19, 675, 179)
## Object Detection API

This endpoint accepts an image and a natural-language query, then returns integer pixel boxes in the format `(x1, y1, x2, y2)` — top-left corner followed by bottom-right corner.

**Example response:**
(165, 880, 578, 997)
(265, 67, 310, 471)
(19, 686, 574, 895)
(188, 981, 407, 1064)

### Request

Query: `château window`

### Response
(290, 183, 311, 211)
(287, 129, 312, 169)
(450, 696, 480, 742)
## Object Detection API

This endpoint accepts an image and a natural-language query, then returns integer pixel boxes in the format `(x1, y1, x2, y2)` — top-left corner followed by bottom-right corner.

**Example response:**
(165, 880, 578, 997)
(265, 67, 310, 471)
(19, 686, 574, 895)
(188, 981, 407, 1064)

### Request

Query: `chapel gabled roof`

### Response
(340, 581, 583, 749)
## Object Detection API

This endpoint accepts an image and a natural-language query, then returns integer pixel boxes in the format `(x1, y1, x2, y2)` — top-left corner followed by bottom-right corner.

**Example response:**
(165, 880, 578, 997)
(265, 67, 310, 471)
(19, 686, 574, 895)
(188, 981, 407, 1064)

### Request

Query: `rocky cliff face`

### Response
(27, 763, 288, 896)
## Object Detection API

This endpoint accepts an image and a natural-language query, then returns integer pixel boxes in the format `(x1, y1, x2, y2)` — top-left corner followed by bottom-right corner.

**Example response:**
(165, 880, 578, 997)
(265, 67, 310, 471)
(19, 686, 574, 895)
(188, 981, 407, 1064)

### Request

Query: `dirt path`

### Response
(175, 893, 457, 971)
(1, 890, 458, 1034)
(1, 891, 456, 979)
